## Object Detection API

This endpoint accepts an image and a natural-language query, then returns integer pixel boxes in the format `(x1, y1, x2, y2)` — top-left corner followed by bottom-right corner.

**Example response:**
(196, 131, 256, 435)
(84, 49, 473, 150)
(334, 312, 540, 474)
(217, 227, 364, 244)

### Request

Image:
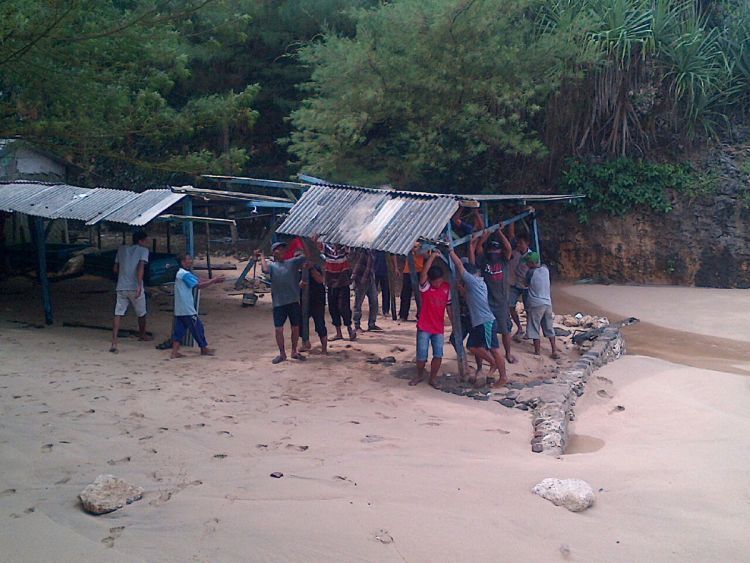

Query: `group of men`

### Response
(259, 207, 558, 388)
(109, 208, 558, 383)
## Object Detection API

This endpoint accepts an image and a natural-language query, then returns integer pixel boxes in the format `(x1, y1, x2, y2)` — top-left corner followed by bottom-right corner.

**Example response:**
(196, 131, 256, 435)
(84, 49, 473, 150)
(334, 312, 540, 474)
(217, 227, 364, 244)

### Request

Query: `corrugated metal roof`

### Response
(51, 188, 139, 222)
(0, 181, 90, 218)
(89, 189, 185, 226)
(277, 185, 459, 255)
(0, 181, 186, 226)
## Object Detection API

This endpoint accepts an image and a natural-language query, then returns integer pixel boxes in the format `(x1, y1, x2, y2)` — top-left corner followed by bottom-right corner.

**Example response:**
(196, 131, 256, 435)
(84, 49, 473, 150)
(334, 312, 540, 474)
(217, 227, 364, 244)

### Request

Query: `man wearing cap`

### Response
(524, 251, 559, 359)
(256, 240, 314, 364)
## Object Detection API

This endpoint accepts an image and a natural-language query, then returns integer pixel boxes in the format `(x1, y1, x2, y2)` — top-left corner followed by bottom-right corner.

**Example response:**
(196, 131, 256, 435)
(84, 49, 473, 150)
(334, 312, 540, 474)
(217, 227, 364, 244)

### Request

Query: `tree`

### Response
(0, 0, 260, 186)
(288, 0, 555, 192)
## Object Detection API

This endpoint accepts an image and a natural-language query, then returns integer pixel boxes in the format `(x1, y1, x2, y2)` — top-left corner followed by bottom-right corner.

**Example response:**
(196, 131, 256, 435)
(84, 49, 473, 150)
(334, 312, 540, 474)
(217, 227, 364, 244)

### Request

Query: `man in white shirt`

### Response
(110, 230, 151, 353)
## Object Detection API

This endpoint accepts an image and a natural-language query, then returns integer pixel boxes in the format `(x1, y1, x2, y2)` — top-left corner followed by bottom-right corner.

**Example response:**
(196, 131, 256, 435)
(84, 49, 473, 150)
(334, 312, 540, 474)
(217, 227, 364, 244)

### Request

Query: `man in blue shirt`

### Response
(170, 254, 225, 359)
(449, 249, 508, 387)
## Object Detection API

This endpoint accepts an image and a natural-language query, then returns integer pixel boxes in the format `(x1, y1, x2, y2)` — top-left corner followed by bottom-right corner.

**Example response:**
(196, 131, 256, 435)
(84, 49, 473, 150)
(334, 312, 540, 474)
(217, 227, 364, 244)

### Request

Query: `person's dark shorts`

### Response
(273, 302, 302, 328)
(467, 320, 500, 350)
(492, 306, 512, 335)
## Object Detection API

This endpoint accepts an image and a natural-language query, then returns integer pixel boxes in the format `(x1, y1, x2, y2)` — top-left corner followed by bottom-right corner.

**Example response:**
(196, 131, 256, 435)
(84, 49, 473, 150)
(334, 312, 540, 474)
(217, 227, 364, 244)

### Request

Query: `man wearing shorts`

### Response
(110, 230, 151, 353)
(449, 250, 508, 387)
(410, 251, 451, 387)
(507, 231, 532, 340)
(257, 241, 312, 364)
(470, 228, 517, 364)
(170, 254, 225, 359)
(524, 252, 559, 359)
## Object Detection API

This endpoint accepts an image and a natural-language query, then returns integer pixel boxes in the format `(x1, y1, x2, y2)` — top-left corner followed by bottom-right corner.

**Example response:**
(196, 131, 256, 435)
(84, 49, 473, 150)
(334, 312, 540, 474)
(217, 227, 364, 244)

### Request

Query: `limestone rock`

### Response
(532, 478, 595, 512)
(79, 475, 143, 515)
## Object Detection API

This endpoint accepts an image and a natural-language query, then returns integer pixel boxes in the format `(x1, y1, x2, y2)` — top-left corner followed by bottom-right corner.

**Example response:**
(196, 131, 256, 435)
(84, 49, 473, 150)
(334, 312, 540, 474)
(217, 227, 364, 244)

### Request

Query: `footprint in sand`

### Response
(107, 456, 131, 466)
(361, 435, 385, 443)
(609, 405, 626, 414)
(184, 423, 207, 430)
(217, 431, 233, 438)
(41, 443, 53, 453)
(101, 526, 125, 548)
(0, 488, 16, 497)
(596, 376, 613, 384)
(285, 444, 309, 452)
(203, 517, 220, 535)
(373, 529, 394, 544)
(483, 428, 511, 435)
(597, 389, 613, 399)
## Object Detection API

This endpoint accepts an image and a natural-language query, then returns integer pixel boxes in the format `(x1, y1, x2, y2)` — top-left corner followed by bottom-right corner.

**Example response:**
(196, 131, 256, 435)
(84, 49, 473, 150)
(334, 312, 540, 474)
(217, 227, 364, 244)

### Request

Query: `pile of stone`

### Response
(558, 313, 610, 329)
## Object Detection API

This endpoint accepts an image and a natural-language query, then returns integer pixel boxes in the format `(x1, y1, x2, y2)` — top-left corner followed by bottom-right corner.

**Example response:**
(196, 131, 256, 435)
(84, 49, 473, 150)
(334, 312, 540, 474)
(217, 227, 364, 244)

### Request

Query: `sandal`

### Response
(272, 355, 286, 364)
(291, 353, 307, 361)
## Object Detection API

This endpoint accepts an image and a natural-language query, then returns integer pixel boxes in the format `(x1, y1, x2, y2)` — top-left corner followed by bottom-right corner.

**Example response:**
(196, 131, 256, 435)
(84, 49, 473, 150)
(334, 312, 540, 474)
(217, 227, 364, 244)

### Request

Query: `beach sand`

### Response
(0, 275, 748, 561)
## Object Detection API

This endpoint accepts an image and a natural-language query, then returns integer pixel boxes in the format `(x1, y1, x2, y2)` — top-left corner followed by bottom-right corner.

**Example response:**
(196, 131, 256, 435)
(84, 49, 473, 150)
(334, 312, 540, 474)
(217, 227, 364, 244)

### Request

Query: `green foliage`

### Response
(561, 158, 691, 222)
(288, 0, 553, 191)
(0, 0, 261, 185)
(540, 0, 739, 157)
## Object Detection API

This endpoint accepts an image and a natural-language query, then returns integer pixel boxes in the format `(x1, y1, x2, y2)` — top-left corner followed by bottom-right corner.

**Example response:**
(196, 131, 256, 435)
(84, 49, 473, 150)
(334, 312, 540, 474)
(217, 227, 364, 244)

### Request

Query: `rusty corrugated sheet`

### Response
(276, 185, 459, 255)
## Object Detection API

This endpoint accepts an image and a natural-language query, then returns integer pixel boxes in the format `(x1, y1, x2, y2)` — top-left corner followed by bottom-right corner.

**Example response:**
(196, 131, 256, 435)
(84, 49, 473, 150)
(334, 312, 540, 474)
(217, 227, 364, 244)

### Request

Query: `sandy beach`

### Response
(1, 276, 748, 561)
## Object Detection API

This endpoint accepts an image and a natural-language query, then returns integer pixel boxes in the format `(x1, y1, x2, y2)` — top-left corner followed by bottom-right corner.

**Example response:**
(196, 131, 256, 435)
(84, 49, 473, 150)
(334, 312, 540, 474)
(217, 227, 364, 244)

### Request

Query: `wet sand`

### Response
(554, 284, 750, 376)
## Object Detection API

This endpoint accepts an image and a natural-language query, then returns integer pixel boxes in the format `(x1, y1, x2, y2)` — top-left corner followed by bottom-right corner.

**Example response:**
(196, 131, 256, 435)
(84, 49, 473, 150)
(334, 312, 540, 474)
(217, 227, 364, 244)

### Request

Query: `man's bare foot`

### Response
(551, 352, 561, 360)
(492, 377, 509, 388)
(138, 335, 154, 342)
(299, 342, 312, 352)
(428, 378, 440, 389)
(170, 352, 184, 359)
(506, 353, 518, 364)
(329, 334, 343, 342)
(408, 375, 424, 386)
(291, 353, 307, 361)
(201, 348, 216, 356)
(348, 327, 357, 341)
(109, 346, 118, 354)
(272, 355, 287, 364)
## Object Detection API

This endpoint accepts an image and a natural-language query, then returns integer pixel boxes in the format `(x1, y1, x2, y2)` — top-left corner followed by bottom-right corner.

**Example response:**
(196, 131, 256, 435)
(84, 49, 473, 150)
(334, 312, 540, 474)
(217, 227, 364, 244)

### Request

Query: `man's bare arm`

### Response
(420, 251, 438, 286)
(497, 227, 512, 260)
(449, 250, 465, 277)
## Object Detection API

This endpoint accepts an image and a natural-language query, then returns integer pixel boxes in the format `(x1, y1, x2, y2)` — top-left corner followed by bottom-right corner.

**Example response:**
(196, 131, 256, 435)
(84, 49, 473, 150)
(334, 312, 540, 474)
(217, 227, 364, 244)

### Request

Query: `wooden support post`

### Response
(387, 253, 398, 321)
(166, 222, 172, 253)
(88, 226, 93, 246)
(96, 224, 102, 249)
(34, 217, 53, 325)
(183, 197, 194, 257)
(152, 238, 156, 253)
(407, 252, 421, 318)
(301, 268, 310, 343)
(445, 228, 465, 380)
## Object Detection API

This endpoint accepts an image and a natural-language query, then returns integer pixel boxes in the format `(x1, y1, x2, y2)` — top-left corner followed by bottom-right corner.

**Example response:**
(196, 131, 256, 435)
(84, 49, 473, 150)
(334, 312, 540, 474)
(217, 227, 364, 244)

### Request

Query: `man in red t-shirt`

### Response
(409, 251, 452, 387)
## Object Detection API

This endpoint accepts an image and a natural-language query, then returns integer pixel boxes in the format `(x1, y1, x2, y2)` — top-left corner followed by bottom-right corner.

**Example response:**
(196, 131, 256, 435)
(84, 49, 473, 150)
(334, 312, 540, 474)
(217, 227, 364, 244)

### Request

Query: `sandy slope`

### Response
(0, 277, 748, 562)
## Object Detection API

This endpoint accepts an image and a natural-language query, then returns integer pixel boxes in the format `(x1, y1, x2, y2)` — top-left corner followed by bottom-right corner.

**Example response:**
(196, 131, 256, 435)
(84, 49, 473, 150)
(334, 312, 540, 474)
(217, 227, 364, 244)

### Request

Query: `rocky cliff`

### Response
(543, 148, 750, 288)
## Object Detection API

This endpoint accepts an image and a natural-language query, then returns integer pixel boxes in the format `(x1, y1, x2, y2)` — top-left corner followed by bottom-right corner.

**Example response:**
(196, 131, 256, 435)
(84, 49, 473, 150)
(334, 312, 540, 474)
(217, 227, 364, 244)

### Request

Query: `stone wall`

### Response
(541, 151, 750, 288)
(529, 327, 625, 455)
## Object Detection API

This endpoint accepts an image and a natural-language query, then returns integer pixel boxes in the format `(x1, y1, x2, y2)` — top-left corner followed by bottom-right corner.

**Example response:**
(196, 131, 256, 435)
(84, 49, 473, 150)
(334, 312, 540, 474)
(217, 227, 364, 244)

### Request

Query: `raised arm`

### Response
(472, 208, 485, 231)
(449, 250, 465, 277)
(419, 251, 438, 286)
(497, 227, 512, 260)
(468, 236, 481, 265)
(254, 250, 270, 274)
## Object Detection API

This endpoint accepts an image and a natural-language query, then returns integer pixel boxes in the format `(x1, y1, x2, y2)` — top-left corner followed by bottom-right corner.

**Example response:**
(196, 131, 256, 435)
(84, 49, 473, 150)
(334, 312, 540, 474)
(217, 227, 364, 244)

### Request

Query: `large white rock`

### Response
(532, 478, 595, 512)
(79, 474, 143, 515)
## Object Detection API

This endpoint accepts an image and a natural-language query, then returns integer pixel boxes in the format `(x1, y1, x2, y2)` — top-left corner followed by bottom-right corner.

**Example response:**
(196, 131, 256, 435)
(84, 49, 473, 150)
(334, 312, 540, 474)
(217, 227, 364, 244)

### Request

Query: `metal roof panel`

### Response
(52, 188, 139, 221)
(89, 190, 186, 226)
(276, 185, 459, 255)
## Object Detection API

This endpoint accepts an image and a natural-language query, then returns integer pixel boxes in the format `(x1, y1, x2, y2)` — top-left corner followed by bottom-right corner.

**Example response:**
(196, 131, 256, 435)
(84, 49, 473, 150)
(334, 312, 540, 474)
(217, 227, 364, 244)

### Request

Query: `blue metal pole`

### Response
(182, 197, 194, 256)
(531, 214, 541, 257)
(34, 216, 53, 325)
